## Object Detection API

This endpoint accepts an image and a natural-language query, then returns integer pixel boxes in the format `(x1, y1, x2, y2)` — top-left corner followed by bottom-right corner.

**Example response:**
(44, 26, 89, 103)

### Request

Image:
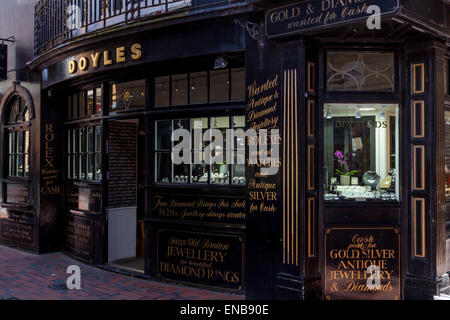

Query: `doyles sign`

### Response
(0, 44, 7, 80)
(265, 0, 399, 38)
(324, 227, 401, 300)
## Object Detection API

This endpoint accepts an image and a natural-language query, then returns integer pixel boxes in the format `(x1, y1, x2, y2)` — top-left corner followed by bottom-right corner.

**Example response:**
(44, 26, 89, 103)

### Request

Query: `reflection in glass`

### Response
(210, 69, 229, 102)
(95, 87, 102, 113)
(190, 72, 208, 104)
(156, 153, 171, 183)
(155, 76, 170, 106)
(156, 120, 171, 150)
(87, 90, 94, 116)
(231, 68, 245, 101)
(172, 74, 188, 106)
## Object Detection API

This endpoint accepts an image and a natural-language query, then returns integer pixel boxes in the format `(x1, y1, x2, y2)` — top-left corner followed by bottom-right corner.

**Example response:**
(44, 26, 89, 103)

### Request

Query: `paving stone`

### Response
(0, 245, 243, 300)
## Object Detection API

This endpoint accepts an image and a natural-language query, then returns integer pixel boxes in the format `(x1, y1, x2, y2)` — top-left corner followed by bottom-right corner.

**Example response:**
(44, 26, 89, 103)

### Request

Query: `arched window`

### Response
(4, 95, 30, 177)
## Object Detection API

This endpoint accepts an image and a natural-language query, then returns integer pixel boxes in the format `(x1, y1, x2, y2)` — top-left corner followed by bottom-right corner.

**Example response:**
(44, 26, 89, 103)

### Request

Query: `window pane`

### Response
(95, 153, 102, 180)
(67, 154, 72, 179)
(79, 91, 86, 118)
(87, 126, 94, 152)
(111, 80, 146, 112)
(87, 154, 94, 180)
(327, 52, 395, 91)
(8, 155, 13, 177)
(72, 129, 77, 153)
(95, 87, 102, 113)
(231, 68, 245, 101)
(156, 120, 171, 150)
(95, 126, 102, 152)
(79, 127, 86, 153)
(192, 152, 209, 183)
(323, 104, 399, 201)
(17, 155, 23, 176)
(73, 154, 78, 179)
(87, 90, 94, 116)
(17, 131, 24, 153)
(191, 118, 208, 152)
(25, 154, 29, 176)
(232, 153, 246, 185)
(72, 93, 78, 119)
(67, 95, 72, 120)
(155, 76, 170, 106)
(80, 154, 86, 180)
(156, 153, 171, 183)
(8, 132, 14, 153)
(172, 74, 188, 106)
(210, 69, 229, 102)
(190, 72, 207, 104)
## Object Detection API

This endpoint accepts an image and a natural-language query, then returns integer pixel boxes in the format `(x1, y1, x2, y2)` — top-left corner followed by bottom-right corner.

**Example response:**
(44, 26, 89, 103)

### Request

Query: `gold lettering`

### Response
(131, 43, 142, 61)
(79, 57, 89, 71)
(69, 60, 77, 74)
(116, 46, 126, 63)
(91, 52, 101, 68)
(103, 50, 112, 65)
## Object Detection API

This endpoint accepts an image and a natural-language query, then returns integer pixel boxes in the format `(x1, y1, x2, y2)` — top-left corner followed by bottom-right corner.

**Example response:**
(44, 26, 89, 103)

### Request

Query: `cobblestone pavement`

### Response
(0, 245, 244, 300)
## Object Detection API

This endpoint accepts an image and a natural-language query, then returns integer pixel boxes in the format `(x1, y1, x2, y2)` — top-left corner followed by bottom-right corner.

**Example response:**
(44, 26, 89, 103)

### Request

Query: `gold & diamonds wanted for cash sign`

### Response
(324, 227, 401, 300)
(265, 0, 400, 38)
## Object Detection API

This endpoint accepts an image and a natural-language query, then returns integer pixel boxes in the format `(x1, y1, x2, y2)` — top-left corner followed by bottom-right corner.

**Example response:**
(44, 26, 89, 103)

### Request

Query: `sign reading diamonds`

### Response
(265, 0, 399, 38)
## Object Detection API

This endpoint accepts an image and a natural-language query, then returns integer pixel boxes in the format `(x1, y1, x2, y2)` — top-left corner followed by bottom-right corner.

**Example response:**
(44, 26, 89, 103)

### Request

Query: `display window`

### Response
(154, 115, 246, 185)
(67, 125, 102, 181)
(323, 104, 399, 201)
(67, 86, 103, 120)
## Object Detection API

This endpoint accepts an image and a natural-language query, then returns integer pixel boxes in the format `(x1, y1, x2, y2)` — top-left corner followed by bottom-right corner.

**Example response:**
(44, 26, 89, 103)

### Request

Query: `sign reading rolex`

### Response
(265, 0, 400, 38)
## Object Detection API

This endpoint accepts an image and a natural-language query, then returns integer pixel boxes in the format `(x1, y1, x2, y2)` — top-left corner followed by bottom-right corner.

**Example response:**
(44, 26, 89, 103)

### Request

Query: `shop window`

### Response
(154, 115, 245, 185)
(67, 125, 102, 181)
(111, 79, 146, 112)
(154, 67, 245, 107)
(327, 52, 395, 91)
(323, 104, 399, 201)
(5, 96, 30, 178)
(67, 87, 102, 120)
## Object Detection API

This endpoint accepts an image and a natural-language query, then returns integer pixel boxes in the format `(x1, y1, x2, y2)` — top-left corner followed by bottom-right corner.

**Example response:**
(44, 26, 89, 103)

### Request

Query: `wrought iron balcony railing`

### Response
(34, 0, 244, 56)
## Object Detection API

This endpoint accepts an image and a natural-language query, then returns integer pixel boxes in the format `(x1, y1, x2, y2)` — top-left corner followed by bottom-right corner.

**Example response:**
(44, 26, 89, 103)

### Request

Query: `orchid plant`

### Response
(334, 150, 359, 176)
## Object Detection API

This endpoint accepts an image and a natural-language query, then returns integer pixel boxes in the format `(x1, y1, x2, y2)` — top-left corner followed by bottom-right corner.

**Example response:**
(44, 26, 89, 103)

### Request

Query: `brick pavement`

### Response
(0, 245, 244, 300)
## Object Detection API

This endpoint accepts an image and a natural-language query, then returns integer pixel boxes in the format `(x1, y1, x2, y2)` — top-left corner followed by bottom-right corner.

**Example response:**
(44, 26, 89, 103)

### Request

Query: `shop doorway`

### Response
(107, 118, 146, 274)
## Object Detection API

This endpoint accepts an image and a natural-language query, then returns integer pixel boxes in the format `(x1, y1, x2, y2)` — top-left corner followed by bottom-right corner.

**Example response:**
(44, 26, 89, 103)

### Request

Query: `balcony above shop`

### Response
(34, 0, 249, 57)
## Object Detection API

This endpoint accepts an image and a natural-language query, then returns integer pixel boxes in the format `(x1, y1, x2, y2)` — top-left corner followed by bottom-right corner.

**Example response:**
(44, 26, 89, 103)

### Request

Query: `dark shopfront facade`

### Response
(0, 0, 449, 300)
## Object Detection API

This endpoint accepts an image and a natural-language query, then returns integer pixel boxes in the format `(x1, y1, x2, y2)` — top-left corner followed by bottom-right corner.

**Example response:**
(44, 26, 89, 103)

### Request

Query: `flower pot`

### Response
(340, 175, 350, 186)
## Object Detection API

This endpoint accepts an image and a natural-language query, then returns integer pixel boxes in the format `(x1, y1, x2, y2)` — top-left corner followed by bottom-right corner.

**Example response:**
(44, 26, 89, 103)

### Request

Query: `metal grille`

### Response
(34, 0, 241, 56)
